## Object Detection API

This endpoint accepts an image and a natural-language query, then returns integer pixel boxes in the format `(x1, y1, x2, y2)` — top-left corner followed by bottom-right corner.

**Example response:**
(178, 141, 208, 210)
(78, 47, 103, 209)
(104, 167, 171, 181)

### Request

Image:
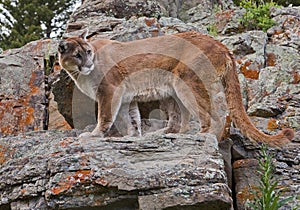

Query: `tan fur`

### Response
(58, 31, 293, 148)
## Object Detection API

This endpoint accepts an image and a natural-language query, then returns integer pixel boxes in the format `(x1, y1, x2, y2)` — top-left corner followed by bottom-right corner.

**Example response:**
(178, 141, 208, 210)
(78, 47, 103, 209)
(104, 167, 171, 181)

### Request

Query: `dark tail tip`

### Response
(280, 128, 294, 140)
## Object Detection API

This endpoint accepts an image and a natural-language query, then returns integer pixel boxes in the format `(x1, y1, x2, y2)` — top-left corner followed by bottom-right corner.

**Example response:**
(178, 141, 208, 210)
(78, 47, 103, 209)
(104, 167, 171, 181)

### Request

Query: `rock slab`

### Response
(0, 39, 62, 137)
(0, 131, 232, 209)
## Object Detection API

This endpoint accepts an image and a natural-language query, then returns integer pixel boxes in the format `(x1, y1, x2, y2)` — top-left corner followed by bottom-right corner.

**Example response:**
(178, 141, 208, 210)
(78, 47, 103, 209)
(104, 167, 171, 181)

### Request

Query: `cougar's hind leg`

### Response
(129, 101, 142, 136)
(160, 97, 181, 133)
(117, 101, 141, 137)
(177, 100, 191, 133)
(173, 81, 211, 134)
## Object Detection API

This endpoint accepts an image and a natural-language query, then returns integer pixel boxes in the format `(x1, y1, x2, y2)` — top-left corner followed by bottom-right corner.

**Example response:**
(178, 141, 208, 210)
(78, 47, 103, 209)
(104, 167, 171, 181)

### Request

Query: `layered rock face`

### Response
(0, 131, 232, 209)
(0, 0, 299, 209)
(0, 40, 55, 136)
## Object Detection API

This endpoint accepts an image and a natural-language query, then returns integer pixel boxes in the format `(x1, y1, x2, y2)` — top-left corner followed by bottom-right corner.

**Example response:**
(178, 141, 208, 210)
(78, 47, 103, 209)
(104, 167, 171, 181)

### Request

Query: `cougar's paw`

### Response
(179, 125, 190, 133)
(127, 127, 142, 137)
(145, 128, 168, 136)
(79, 132, 93, 138)
(78, 131, 104, 138)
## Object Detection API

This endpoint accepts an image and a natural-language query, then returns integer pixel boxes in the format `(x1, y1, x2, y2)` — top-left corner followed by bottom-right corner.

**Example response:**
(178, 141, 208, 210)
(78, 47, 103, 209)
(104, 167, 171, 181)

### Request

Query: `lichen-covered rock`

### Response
(0, 131, 232, 209)
(48, 92, 72, 131)
(0, 39, 73, 136)
(219, 26, 300, 134)
(219, 31, 267, 76)
(0, 40, 57, 137)
(268, 6, 300, 49)
(232, 142, 300, 210)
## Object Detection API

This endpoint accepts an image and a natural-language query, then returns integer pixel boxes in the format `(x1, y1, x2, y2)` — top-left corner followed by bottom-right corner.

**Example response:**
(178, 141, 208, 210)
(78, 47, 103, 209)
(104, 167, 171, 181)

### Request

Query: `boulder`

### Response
(0, 131, 233, 209)
(48, 92, 72, 131)
(232, 142, 300, 210)
(0, 40, 57, 137)
(268, 6, 300, 48)
(0, 39, 73, 136)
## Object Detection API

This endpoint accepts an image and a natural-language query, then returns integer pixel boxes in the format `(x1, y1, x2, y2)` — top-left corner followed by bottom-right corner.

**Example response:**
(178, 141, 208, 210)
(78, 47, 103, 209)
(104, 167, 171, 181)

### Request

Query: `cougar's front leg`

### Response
(96, 91, 124, 135)
(160, 98, 181, 133)
(80, 90, 122, 138)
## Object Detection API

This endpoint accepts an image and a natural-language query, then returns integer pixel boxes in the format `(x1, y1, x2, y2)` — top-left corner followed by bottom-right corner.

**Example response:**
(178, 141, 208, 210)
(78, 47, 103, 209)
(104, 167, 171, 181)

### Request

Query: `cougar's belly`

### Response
(121, 69, 176, 103)
(122, 85, 175, 103)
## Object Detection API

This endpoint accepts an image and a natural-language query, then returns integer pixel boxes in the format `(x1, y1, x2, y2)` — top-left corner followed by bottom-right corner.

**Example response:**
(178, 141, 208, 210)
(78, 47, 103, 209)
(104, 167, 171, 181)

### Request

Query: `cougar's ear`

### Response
(79, 29, 88, 41)
(58, 40, 68, 53)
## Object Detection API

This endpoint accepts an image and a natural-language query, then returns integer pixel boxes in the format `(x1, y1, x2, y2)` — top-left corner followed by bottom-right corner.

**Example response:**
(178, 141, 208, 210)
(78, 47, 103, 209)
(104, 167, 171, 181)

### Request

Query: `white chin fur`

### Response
(80, 64, 94, 75)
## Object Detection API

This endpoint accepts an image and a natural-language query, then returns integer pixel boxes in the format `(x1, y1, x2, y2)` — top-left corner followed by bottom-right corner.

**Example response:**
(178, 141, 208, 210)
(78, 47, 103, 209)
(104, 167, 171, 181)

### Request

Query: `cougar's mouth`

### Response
(80, 63, 95, 75)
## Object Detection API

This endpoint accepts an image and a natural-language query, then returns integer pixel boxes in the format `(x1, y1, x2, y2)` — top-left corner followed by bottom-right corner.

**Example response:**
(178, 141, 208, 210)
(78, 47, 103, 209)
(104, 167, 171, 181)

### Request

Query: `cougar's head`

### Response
(58, 31, 95, 76)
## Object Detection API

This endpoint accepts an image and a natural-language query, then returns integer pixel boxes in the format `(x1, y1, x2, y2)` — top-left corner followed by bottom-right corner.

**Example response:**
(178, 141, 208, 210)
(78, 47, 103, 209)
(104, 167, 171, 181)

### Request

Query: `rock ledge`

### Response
(0, 130, 232, 210)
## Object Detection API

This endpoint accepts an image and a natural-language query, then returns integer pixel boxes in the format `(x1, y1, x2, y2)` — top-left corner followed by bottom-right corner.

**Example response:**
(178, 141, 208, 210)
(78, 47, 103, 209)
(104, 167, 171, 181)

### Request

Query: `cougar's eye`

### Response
(74, 52, 81, 58)
(87, 49, 92, 55)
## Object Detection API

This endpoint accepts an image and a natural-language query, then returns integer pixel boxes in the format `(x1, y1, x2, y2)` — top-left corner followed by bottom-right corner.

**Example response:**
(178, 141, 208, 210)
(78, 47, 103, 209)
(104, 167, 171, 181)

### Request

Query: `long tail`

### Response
(224, 54, 294, 148)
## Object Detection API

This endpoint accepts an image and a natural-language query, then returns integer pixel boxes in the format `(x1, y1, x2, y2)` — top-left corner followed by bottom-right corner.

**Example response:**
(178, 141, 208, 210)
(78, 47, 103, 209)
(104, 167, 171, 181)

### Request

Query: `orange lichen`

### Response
(283, 17, 297, 28)
(292, 72, 300, 84)
(95, 177, 109, 186)
(51, 185, 69, 195)
(233, 159, 258, 169)
(59, 138, 74, 147)
(267, 118, 279, 131)
(0, 144, 14, 165)
(53, 62, 62, 72)
(272, 29, 284, 36)
(32, 40, 44, 53)
(0, 99, 36, 135)
(236, 185, 259, 205)
(0, 65, 44, 136)
(49, 151, 62, 157)
(144, 18, 156, 27)
(236, 59, 242, 65)
(51, 170, 93, 195)
(216, 10, 234, 20)
(25, 107, 35, 125)
(214, 10, 234, 32)
(240, 60, 259, 80)
(221, 115, 231, 140)
(28, 71, 40, 94)
(266, 53, 276, 67)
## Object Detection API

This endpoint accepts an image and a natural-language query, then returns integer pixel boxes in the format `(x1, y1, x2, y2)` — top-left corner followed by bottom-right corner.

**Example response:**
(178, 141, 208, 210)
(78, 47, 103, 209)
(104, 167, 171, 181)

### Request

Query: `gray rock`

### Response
(218, 27, 300, 134)
(232, 144, 300, 210)
(269, 6, 300, 49)
(0, 40, 58, 137)
(233, 158, 259, 210)
(0, 131, 232, 209)
(219, 31, 267, 66)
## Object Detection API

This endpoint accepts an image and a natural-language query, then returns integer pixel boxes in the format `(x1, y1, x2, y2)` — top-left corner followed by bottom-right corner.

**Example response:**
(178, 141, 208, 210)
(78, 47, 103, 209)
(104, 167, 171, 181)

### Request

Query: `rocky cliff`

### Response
(0, 0, 299, 209)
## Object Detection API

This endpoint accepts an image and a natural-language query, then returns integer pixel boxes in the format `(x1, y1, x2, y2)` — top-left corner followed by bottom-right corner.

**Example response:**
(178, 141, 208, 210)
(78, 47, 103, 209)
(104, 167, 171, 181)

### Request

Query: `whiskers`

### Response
(63, 69, 80, 81)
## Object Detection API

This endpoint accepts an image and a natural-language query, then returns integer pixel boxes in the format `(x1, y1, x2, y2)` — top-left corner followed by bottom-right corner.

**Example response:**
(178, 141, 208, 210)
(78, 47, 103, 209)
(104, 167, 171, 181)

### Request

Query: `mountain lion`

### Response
(58, 31, 294, 148)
